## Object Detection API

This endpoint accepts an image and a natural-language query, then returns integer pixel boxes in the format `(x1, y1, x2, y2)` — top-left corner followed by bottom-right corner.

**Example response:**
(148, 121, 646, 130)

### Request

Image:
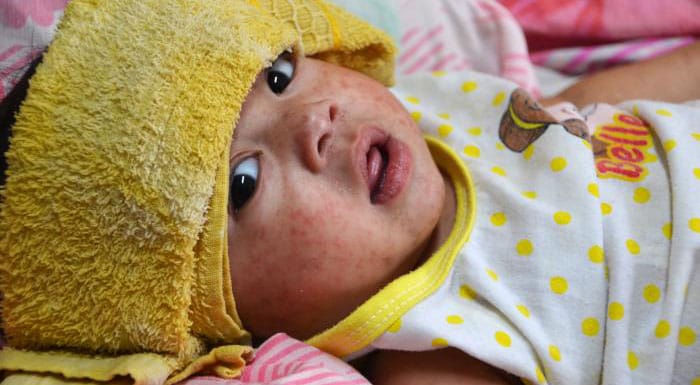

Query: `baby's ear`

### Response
(0, 51, 45, 189)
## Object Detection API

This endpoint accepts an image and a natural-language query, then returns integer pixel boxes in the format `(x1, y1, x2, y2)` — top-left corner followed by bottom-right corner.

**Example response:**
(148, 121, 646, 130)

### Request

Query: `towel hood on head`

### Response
(0, 0, 395, 383)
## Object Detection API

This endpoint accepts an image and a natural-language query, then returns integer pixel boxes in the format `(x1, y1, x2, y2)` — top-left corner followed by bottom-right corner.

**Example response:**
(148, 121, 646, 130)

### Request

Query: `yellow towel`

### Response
(0, 0, 395, 384)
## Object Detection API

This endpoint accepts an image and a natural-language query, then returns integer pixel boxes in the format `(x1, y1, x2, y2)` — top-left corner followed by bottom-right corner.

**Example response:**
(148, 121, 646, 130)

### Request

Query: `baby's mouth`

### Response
(367, 143, 388, 203)
(362, 134, 412, 205)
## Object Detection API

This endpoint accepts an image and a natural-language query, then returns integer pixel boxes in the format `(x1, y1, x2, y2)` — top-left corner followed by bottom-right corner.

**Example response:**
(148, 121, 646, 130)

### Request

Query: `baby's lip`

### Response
(354, 127, 411, 204)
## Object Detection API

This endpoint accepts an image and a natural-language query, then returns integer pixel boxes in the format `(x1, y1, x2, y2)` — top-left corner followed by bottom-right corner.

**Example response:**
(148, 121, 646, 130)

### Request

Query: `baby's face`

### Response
(227, 54, 445, 340)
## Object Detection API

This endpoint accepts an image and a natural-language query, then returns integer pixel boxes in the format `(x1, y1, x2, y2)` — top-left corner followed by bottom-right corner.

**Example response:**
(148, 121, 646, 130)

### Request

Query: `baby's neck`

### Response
(414, 171, 457, 268)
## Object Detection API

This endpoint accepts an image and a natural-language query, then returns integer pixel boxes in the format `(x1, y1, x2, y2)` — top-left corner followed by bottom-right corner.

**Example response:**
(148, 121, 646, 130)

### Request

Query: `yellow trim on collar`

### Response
(307, 136, 476, 358)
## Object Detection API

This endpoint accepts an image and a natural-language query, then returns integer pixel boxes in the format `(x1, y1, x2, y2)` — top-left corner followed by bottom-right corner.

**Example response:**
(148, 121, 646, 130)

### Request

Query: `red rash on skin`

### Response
(227, 56, 447, 340)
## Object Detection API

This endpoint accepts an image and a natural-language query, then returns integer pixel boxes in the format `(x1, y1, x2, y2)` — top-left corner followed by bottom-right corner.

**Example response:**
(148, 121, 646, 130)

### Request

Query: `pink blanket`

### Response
(500, 0, 700, 74)
(500, 0, 700, 51)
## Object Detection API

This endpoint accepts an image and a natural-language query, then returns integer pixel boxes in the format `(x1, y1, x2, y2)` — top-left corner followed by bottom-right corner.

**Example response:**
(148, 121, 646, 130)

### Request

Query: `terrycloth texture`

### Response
(0, 0, 395, 384)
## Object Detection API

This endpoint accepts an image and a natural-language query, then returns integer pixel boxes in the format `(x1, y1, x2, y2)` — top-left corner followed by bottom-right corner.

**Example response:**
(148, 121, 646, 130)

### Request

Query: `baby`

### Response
(1, 0, 699, 385)
(228, 45, 700, 385)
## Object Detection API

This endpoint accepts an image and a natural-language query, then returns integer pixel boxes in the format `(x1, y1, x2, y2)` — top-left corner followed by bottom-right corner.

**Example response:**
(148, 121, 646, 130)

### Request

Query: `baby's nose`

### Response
(295, 100, 338, 172)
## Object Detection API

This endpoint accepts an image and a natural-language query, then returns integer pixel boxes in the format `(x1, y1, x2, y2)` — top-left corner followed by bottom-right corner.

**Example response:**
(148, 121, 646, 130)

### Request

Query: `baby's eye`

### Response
(229, 157, 259, 212)
(267, 52, 295, 94)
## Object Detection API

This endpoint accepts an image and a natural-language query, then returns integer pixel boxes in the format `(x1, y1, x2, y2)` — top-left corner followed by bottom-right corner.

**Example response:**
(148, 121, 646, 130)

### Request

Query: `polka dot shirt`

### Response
(364, 71, 700, 385)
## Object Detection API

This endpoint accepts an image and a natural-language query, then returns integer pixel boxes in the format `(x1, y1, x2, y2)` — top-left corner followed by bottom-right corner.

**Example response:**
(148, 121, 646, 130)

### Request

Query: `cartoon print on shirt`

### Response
(499, 88, 589, 152)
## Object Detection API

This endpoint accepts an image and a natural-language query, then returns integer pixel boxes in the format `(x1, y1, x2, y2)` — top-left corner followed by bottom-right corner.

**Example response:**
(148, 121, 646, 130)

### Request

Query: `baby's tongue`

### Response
(367, 145, 384, 193)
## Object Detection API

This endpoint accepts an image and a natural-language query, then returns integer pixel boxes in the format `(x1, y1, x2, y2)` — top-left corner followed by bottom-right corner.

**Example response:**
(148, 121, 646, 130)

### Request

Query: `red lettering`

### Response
(617, 114, 645, 127)
(597, 159, 644, 179)
(600, 125, 648, 136)
(611, 146, 644, 163)
(599, 133, 649, 147)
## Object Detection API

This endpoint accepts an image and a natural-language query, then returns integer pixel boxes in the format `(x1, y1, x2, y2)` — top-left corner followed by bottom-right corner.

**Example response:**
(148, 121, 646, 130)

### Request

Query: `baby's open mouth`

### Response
(357, 128, 412, 205)
(367, 143, 389, 203)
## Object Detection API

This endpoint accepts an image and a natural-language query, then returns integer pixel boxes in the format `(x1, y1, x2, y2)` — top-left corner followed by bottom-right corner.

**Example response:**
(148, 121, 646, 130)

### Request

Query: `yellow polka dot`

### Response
(553, 211, 572, 225)
(410, 111, 421, 122)
(406, 96, 420, 104)
(679, 326, 697, 346)
(633, 105, 640, 116)
(492, 166, 507, 176)
(550, 276, 568, 295)
(588, 183, 599, 198)
(689, 218, 700, 233)
(628, 351, 639, 370)
(656, 108, 672, 117)
(496, 143, 505, 150)
(487, 269, 499, 281)
(446, 315, 464, 324)
(432, 70, 447, 77)
(490, 212, 507, 226)
(432, 337, 449, 347)
(608, 302, 625, 320)
(437, 112, 451, 120)
(655, 320, 671, 338)
(522, 191, 537, 199)
(601, 202, 613, 215)
(463, 145, 481, 158)
(495, 331, 512, 347)
(523, 145, 535, 160)
(438, 124, 453, 137)
(694, 168, 700, 179)
(643, 284, 661, 303)
(691, 377, 700, 385)
(663, 139, 677, 152)
(582, 138, 592, 149)
(535, 366, 546, 384)
(516, 304, 530, 318)
(550, 157, 567, 172)
(588, 245, 605, 264)
(516, 239, 534, 256)
(693, 133, 700, 141)
(461, 81, 477, 92)
(459, 284, 477, 300)
(492, 91, 506, 106)
(582, 317, 600, 336)
(662, 223, 673, 239)
(467, 127, 482, 136)
(633, 187, 651, 203)
(388, 318, 402, 333)
(549, 345, 561, 362)
(626, 239, 640, 255)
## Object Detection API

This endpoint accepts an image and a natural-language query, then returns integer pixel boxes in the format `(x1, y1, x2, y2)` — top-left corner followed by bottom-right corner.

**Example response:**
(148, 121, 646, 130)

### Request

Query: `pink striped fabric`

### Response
(391, 0, 540, 96)
(0, 45, 44, 99)
(531, 37, 696, 75)
(500, 0, 700, 45)
(179, 334, 370, 385)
